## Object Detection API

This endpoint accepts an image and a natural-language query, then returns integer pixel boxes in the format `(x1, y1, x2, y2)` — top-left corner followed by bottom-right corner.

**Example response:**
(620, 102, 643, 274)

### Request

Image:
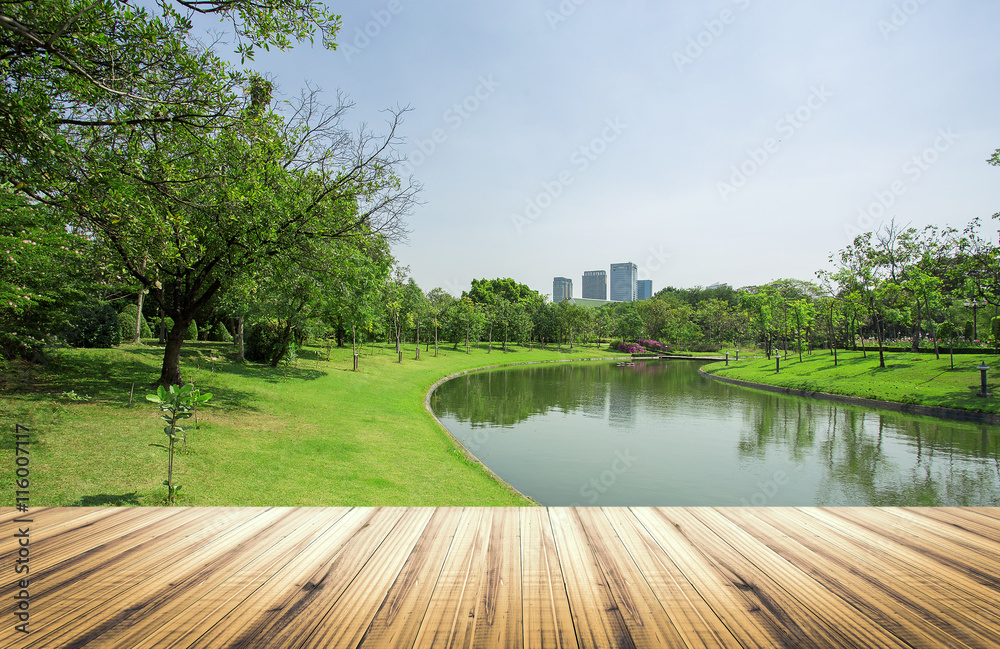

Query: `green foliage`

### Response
(244, 320, 285, 363)
(186, 320, 199, 341)
(118, 304, 153, 341)
(145, 383, 212, 504)
(65, 301, 122, 349)
(208, 321, 233, 342)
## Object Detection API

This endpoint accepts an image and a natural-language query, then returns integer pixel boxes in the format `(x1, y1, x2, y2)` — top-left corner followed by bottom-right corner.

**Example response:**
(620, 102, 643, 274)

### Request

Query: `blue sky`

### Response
(198, 1, 1000, 299)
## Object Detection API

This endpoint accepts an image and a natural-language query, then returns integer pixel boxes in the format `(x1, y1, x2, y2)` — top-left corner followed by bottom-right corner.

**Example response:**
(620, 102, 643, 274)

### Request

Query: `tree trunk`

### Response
(235, 317, 245, 363)
(133, 290, 146, 345)
(910, 300, 921, 352)
(157, 321, 188, 386)
(158, 306, 166, 345)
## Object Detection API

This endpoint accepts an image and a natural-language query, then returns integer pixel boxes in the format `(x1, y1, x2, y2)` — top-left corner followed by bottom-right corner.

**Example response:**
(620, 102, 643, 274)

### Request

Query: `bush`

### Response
(638, 339, 666, 352)
(186, 320, 198, 341)
(244, 320, 286, 364)
(208, 321, 233, 342)
(685, 341, 722, 353)
(118, 304, 153, 341)
(65, 301, 122, 349)
(617, 342, 646, 354)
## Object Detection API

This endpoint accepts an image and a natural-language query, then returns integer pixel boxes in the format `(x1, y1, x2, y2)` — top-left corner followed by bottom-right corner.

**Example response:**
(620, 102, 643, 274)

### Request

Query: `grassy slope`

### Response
(0, 340, 624, 507)
(702, 348, 1000, 414)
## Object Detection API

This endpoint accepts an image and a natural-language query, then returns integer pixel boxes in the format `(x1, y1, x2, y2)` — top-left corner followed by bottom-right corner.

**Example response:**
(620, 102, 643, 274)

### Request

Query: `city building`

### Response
(637, 279, 652, 300)
(582, 270, 607, 300)
(609, 262, 637, 302)
(552, 276, 573, 303)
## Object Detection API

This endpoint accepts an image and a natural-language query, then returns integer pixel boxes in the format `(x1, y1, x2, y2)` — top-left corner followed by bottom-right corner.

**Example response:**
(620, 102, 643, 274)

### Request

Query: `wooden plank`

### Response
(868, 508, 1000, 566)
(356, 507, 465, 649)
(411, 508, 496, 649)
(679, 508, 914, 649)
(471, 508, 522, 649)
(907, 507, 1000, 543)
(2, 508, 248, 649)
(188, 507, 409, 648)
(776, 508, 1000, 642)
(823, 508, 1000, 592)
(280, 507, 436, 648)
(603, 508, 739, 649)
(101, 508, 355, 649)
(724, 507, 994, 649)
(548, 507, 634, 649)
(647, 508, 911, 649)
(520, 507, 579, 649)
(632, 507, 806, 648)
(19, 508, 306, 649)
(574, 508, 690, 648)
(0, 507, 184, 582)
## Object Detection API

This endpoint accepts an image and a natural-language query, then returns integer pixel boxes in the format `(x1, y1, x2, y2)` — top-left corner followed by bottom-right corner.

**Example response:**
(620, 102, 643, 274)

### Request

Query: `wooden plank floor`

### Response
(3, 507, 1000, 648)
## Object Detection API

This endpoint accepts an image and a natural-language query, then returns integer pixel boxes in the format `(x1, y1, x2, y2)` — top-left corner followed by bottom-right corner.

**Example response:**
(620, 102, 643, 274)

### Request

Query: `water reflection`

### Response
(430, 360, 1000, 506)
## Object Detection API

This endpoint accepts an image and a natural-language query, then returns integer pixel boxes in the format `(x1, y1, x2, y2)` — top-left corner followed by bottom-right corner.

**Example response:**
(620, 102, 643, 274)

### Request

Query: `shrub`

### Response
(118, 304, 153, 341)
(685, 341, 722, 353)
(208, 321, 233, 342)
(65, 301, 122, 348)
(638, 339, 666, 352)
(617, 342, 646, 354)
(244, 320, 286, 364)
(186, 320, 198, 341)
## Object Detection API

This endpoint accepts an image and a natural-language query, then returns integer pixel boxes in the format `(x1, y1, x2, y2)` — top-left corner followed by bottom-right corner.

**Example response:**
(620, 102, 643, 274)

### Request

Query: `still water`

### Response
(430, 360, 1000, 506)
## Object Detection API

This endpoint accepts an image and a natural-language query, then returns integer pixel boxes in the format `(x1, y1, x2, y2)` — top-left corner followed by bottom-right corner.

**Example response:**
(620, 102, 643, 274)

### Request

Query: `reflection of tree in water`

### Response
(736, 391, 1000, 505)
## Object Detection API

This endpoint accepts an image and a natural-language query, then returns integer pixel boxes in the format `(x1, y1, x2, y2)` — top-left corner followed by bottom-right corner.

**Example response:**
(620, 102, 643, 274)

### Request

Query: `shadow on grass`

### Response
(72, 492, 141, 506)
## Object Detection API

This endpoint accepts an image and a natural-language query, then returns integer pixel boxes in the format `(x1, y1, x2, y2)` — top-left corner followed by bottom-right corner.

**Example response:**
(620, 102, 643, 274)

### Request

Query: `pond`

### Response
(429, 360, 1000, 506)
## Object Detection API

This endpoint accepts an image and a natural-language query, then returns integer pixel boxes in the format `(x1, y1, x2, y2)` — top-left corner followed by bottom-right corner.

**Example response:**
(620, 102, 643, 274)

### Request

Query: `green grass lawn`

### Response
(702, 348, 1000, 414)
(0, 340, 625, 507)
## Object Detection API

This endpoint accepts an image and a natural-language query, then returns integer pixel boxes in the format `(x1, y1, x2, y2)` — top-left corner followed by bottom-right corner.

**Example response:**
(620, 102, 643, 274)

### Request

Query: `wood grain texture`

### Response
(2, 506, 998, 648)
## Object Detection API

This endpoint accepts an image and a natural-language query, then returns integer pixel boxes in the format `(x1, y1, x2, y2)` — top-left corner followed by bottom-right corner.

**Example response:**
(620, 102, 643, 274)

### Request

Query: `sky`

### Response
(195, 1, 1000, 300)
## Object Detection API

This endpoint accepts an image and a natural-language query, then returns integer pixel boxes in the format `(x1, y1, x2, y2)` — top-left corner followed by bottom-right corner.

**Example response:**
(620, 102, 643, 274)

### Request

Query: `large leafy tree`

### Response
(3, 2, 417, 385)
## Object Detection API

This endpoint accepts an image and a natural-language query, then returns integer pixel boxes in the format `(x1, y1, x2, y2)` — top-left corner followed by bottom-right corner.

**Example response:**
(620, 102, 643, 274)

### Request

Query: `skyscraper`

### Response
(637, 279, 652, 300)
(552, 277, 573, 303)
(582, 270, 607, 300)
(609, 263, 637, 301)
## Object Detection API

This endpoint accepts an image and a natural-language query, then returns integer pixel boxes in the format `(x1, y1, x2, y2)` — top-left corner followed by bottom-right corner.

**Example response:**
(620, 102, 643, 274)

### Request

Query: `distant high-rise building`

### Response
(553, 277, 573, 303)
(609, 263, 637, 301)
(582, 270, 607, 300)
(637, 280, 652, 300)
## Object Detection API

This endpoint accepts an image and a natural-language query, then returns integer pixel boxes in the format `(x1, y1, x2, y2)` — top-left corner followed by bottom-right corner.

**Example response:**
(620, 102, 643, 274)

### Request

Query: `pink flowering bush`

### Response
(638, 339, 666, 352)
(617, 342, 646, 354)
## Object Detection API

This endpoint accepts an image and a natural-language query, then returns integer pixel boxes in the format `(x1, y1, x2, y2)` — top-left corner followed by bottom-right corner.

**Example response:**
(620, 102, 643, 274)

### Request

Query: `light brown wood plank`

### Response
(907, 507, 1000, 543)
(412, 507, 495, 649)
(189, 507, 410, 648)
(632, 506, 803, 648)
(3, 506, 998, 649)
(356, 507, 465, 649)
(820, 508, 1000, 599)
(20, 508, 304, 649)
(548, 507, 634, 649)
(665, 508, 912, 649)
(574, 507, 690, 648)
(102, 508, 354, 649)
(605, 508, 739, 649)
(281, 507, 435, 648)
(521, 507, 579, 649)
(725, 507, 993, 649)
(777, 507, 1000, 644)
